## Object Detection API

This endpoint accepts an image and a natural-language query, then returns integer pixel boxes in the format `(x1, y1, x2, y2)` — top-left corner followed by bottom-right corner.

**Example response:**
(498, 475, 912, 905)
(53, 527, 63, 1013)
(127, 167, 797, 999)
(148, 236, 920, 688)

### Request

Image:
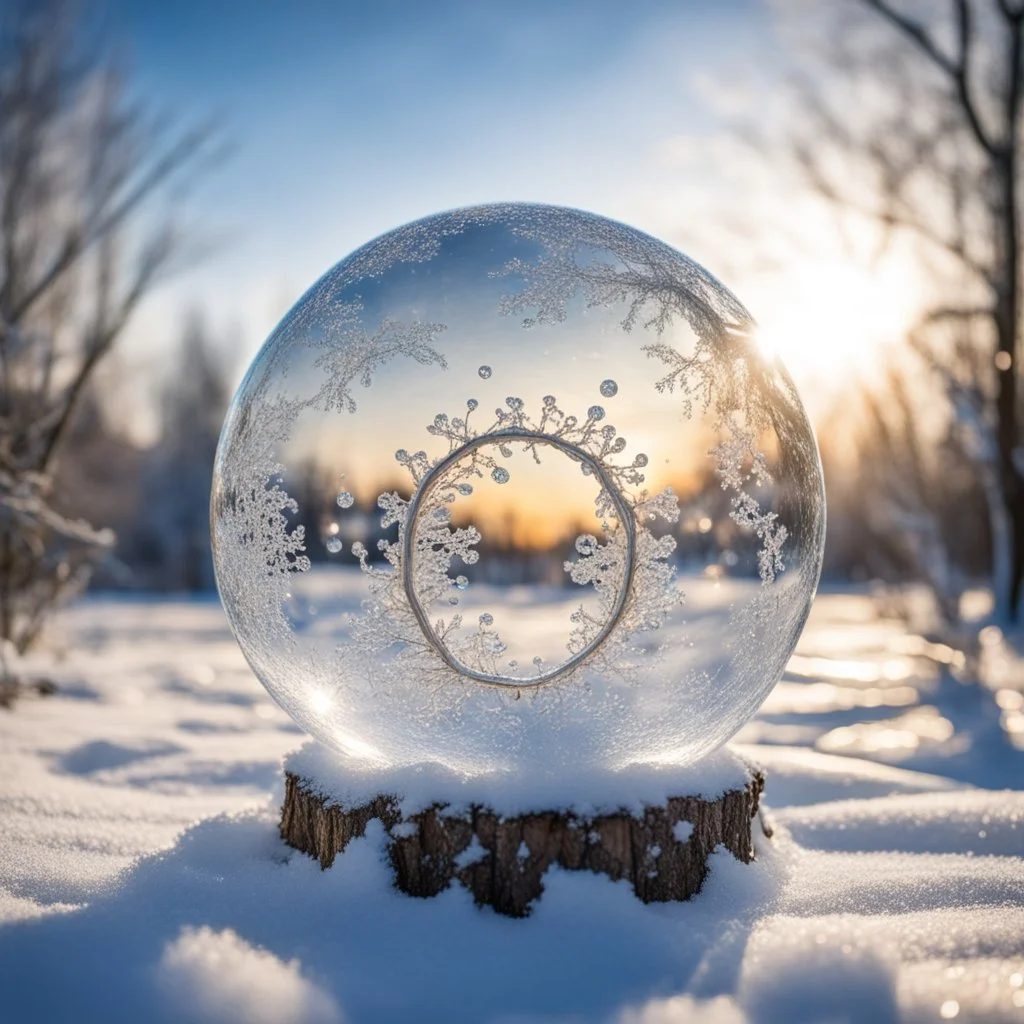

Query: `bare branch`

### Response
(918, 305, 996, 326)
(8, 123, 213, 327)
(793, 139, 993, 284)
(0, 0, 219, 653)
(860, 0, 957, 74)
(38, 227, 175, 472)
(859, 0, 998, 156)
(997, 0, 1024, 25)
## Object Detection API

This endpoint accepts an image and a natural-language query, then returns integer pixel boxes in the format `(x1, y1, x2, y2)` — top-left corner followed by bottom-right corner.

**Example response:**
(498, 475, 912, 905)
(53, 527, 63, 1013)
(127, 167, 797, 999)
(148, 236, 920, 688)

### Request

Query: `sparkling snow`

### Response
(0, 588, 1022, 1022)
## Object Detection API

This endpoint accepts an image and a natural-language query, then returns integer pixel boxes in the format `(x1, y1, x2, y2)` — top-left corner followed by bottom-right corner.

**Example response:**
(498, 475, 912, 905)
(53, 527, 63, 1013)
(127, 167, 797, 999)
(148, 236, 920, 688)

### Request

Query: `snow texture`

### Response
(673, 820, 695, 844)
(0, 588, 1022, 1022)
(284, 736, 754, 820)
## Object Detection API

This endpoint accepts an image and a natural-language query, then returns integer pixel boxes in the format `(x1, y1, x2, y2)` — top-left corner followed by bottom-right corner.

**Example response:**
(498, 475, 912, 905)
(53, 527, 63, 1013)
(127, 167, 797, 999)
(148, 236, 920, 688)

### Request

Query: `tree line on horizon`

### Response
(2, 0, 1022, 703)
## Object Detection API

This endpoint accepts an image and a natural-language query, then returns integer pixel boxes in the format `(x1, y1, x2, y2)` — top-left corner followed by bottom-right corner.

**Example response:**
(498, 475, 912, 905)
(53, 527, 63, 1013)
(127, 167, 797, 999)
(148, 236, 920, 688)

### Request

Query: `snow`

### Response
(454, 836, 486, 869)
(673, 821, 695, 844)
(158, 926, 341, 1024)
(0, 588, 1022, 1022)
(285, 734, 755, 820)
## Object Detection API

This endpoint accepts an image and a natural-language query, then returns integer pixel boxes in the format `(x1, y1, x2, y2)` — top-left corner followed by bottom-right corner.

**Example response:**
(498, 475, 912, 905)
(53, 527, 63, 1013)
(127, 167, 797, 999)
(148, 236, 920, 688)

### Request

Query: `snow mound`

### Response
(158, 926, 341, 1024)
(285, 740, 759, 819)
(0, 592, 1021, 1021)
(776, 789, 1024, 854)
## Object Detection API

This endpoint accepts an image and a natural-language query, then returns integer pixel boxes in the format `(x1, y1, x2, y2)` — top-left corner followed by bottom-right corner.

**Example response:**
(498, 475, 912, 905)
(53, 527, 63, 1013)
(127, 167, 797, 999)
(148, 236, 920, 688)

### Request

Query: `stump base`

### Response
(280, 756, 767, 917)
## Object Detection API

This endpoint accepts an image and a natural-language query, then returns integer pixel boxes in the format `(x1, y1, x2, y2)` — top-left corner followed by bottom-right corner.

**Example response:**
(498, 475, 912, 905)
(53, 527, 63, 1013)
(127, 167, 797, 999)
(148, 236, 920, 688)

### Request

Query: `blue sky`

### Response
(89, 0, 780, 416)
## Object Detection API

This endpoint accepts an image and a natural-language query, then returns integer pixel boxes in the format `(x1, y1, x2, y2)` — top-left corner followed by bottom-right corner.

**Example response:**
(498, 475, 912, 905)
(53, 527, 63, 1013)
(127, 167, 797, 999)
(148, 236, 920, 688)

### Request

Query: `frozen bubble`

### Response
(326, 537, 343, 554)
(479, 613, 494, 627)
(576, 534, 598, 556)
(336, 491, 354, 508)
(455, 575, 469, 590)
(635, 453, 648, 467)
(212, 201, 826, 774)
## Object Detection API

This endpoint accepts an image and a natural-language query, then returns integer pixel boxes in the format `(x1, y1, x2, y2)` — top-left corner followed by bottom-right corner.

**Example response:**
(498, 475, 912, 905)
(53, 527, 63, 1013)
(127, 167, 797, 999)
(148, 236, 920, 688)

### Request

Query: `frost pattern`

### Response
(212, 306, 449, 652)
(487, 207, 784, 584)
(213, 393, 310, 651)
(306, 301, 447, 414)
(344, 395, 681, 691)
(212, 203, 795, 704)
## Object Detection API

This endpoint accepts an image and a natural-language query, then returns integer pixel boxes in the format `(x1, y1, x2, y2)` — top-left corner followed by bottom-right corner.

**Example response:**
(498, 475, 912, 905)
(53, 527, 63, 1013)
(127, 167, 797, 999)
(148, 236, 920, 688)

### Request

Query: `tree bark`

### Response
(280, 766, 768, 918)
(998, 6, 1024, 621)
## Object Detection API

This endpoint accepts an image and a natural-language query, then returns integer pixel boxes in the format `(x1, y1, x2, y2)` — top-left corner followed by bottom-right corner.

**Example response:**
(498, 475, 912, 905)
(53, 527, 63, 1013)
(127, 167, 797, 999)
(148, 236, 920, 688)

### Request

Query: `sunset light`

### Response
(3, 2, 1022, 1017)
(753, 257, 923, 388)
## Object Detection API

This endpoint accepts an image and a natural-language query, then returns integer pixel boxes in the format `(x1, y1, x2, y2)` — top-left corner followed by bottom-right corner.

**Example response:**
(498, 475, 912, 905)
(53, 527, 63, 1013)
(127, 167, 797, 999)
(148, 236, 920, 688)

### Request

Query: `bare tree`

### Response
(0, 1, 213, 672)
(778, 0, 1024, 623)
(861, 358, 972, 624)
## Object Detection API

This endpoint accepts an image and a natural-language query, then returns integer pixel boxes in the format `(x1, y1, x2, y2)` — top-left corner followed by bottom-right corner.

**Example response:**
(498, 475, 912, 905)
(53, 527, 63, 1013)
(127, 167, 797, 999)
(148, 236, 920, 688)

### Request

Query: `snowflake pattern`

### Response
(212, 203, 790, 700)
(344, 394, 681, 691)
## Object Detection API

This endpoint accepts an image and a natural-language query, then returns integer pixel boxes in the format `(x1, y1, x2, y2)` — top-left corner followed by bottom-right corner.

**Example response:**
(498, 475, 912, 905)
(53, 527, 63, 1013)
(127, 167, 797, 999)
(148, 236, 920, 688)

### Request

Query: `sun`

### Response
(750, 257, 923, 396)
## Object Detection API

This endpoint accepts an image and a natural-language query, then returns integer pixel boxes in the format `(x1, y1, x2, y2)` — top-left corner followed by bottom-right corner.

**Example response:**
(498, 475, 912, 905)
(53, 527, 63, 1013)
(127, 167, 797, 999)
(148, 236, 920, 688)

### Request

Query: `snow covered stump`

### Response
(280, 744, 768, 917)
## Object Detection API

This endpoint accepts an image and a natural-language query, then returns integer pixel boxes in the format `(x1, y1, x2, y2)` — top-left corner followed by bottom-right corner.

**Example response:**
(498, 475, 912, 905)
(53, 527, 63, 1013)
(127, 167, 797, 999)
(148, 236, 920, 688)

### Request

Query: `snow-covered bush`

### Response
(0, 1, 211, 676)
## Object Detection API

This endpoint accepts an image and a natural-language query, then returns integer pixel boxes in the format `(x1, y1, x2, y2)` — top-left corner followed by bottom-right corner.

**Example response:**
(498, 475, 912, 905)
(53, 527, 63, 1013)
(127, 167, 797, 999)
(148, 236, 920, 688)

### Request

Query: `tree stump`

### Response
(280, 761, 767, 917)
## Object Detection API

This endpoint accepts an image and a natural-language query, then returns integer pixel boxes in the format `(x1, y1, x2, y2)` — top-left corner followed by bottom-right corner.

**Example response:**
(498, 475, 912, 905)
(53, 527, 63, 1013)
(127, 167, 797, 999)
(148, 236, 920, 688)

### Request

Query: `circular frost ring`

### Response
(401, 427, 638, 688)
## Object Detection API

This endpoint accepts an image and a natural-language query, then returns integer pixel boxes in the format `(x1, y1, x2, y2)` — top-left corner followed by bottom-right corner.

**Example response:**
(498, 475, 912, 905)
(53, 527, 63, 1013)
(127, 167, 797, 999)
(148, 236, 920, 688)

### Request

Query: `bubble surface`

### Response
(212, 202, 825, 773)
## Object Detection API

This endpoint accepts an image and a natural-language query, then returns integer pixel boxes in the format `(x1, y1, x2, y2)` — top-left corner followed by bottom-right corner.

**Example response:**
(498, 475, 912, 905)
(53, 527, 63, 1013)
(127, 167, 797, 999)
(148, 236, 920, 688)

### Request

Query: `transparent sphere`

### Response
(212, 203, 825, 773)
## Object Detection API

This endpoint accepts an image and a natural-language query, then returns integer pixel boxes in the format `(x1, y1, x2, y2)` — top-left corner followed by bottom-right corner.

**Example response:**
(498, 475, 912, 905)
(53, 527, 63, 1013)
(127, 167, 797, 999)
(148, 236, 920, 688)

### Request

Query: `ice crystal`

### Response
(309, 311, 448, 415)
(210, 202, 824, 771)
(486, 206, 783, 583)
(336, 389, 684, 691)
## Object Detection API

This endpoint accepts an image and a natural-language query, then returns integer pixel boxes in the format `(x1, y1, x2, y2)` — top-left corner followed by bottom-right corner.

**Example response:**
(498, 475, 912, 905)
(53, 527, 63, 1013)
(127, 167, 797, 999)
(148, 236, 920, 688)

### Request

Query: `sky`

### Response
(86, 0, 927, 439)
(90, 3, 761, 399)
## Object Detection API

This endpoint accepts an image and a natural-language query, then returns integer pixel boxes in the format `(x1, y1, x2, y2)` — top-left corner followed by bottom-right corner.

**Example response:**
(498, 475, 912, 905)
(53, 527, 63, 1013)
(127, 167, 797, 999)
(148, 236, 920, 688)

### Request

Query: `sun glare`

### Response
(752, 259, 922, 393)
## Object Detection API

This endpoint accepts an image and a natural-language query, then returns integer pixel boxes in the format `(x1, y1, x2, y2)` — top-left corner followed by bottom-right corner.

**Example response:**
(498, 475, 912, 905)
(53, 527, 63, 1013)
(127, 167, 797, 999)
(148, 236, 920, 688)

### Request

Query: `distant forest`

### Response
(67, 316, 991, 595)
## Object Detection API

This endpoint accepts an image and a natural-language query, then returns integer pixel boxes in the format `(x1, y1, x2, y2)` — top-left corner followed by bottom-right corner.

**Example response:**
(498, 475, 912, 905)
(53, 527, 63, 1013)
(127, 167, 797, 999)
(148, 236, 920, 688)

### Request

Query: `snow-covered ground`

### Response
(1, 588, 1022, 1023)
